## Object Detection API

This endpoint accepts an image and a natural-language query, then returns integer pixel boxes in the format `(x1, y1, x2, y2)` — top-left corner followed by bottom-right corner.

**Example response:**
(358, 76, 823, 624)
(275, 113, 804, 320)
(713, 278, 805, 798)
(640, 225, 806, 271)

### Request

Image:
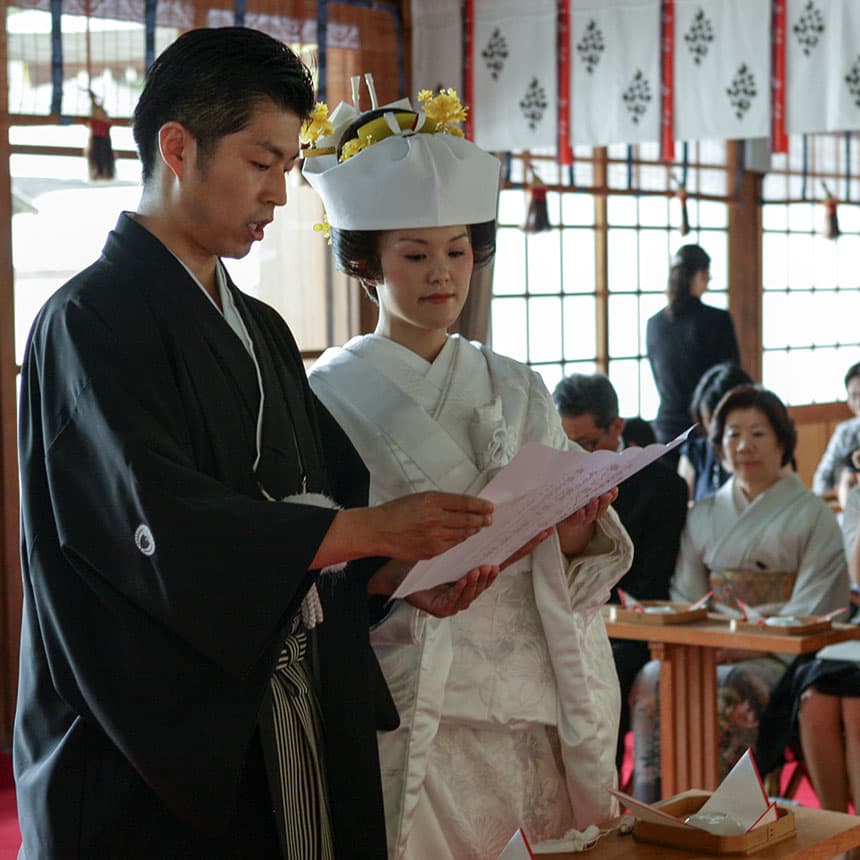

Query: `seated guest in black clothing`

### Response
(553, 373, 688, 769)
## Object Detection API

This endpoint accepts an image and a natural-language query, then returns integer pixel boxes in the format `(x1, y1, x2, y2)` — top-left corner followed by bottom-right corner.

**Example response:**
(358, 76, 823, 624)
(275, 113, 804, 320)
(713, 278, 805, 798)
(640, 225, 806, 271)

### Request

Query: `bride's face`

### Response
(373, 225, 473, 343)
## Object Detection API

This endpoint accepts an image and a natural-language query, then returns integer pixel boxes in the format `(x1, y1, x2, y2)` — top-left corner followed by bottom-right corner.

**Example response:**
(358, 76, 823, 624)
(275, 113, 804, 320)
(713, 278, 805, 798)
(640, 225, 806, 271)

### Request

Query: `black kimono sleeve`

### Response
(17, 286, 337, 832)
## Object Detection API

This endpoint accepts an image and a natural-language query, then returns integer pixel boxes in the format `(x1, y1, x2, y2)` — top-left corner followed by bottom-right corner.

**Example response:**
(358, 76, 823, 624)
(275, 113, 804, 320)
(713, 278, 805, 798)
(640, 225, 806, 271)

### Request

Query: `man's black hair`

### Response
(133, 27, 314, 183)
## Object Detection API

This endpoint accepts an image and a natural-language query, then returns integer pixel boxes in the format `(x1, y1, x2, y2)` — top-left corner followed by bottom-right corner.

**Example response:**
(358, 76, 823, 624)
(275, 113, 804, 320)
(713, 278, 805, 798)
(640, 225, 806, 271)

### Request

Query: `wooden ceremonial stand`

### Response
(538, 792, 860, 859)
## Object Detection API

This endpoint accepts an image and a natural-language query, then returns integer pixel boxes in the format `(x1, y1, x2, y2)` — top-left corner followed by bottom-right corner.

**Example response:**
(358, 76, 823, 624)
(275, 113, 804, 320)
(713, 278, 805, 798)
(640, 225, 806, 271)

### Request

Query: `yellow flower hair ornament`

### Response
(418, 88, 467, 138)
(300, 102, 335, 149)
(340, 134, 373, 162)
(313, 212, 332, 244)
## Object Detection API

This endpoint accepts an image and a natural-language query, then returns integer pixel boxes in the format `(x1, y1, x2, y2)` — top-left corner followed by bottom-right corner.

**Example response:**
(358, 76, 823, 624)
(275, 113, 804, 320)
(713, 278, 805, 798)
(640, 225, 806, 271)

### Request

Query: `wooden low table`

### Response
(537, 791, 860, 859)
(604, 610, 860, 798)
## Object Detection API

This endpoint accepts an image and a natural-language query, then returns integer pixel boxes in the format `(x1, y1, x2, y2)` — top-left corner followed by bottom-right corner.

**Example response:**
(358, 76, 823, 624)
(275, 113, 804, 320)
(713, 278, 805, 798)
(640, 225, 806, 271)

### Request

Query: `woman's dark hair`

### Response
(622, 417, 657, 448)
(689, 362, 754, 425)
(845, 362, 860, 389)
(709, 385, 796, 467)
(133, 27, 314, 183)
(666, 243, 710, 317)
(330, 220, 497, 304)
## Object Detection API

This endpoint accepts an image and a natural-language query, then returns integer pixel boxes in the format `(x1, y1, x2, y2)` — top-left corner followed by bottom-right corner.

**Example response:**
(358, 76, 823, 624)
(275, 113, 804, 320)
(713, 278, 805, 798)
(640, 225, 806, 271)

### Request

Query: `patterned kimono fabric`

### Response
(630, 474, 848, 803)
(310, 334, 632, 860)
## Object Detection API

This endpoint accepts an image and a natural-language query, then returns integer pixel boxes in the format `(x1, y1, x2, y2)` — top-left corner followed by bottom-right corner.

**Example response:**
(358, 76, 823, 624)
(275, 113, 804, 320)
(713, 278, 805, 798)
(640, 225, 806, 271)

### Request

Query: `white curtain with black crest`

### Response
(410, 0, 463, 99)
(674, 0, 771, 142)
(569, 0, 661, 147)
(786, 0, 860, 133)
(471, 0, 557, 151)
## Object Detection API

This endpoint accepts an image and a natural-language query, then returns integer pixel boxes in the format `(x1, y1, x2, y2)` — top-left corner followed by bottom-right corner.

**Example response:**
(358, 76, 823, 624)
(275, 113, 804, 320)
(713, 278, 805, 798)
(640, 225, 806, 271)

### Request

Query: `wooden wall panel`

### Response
(789, 401, 852, 489)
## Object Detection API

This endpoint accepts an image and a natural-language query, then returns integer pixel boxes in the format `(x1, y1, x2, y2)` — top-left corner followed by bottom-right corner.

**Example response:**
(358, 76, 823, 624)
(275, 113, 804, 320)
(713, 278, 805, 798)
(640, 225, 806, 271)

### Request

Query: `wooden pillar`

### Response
(0, 0, 22, 745)
(652, 641, 719, 798)
(594, 147, 609, 372)
(727, 141, 763, 382)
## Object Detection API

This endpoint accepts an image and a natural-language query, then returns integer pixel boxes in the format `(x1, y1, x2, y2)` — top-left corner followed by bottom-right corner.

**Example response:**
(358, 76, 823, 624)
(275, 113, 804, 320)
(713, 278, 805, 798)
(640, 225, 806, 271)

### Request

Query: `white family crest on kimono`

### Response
(309, 334, 633, 859)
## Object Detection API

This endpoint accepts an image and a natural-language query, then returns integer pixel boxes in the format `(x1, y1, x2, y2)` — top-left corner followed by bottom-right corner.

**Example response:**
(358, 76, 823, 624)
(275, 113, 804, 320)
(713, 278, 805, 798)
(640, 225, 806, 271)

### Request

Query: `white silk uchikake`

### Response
(279, 492, 346, 629)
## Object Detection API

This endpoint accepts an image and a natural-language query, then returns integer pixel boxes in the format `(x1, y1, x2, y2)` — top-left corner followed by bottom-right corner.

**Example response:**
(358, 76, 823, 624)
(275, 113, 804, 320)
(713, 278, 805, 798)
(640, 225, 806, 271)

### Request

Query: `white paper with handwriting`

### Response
(391, 429, 691, 599)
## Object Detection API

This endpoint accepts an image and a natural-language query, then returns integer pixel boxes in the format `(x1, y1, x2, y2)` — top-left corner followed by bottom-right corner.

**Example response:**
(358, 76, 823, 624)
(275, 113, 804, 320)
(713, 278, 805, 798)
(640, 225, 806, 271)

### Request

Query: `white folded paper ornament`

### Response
(302, 88, 500, 231)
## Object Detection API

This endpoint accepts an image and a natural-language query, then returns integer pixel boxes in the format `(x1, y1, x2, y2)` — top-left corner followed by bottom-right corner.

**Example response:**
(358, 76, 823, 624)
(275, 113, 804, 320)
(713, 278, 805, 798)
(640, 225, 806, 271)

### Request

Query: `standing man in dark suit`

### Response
(553, 373, 688, 770)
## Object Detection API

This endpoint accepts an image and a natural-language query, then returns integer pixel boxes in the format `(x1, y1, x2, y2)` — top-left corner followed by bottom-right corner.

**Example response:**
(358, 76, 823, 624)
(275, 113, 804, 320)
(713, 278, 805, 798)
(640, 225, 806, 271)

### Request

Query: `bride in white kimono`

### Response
(302, 88, 633, 859)
(630, 385, 849, 802)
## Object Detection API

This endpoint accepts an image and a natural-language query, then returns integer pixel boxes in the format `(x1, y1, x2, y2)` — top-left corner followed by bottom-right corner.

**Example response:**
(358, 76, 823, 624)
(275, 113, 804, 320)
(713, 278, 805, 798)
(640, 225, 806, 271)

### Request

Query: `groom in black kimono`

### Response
(14, 27, 499, 859)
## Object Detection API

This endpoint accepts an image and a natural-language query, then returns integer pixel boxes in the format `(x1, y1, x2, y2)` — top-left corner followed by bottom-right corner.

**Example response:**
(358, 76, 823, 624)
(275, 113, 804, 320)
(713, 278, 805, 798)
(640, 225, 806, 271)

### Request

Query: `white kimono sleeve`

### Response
(780, 503, 849, 619)
(669, 506, 711, 602)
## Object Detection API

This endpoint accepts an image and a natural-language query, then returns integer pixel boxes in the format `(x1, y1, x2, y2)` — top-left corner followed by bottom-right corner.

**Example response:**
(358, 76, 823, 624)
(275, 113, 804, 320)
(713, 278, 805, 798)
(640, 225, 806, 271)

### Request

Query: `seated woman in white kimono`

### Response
(302, 85, 634, 859)
(630, 385, 849, 803)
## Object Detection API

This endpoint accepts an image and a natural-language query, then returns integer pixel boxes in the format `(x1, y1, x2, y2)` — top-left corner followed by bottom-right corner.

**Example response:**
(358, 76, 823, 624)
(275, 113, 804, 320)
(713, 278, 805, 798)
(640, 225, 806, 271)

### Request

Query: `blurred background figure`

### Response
(553, 373, 688, 774)
(646, 244, 741, 465)
(813, 362, 860, 502)
(621, 417, 657, 449)
(678, 362, 754, 502)
(836, 476, 860, 618)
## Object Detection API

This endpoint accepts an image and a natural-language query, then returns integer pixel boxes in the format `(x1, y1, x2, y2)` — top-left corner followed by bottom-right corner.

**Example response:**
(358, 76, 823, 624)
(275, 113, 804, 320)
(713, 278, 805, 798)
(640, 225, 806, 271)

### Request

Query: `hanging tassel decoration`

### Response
(821, 180, 840, 240)
(87, 91, 115, 181)
(679, 187, 690, 236)
(522, 165, 551, 233)
(672, 174, 691, 236)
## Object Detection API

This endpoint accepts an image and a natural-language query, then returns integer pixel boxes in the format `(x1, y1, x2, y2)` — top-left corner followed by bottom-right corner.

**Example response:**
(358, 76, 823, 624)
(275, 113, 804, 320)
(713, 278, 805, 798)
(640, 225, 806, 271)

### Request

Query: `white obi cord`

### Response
(469, 395, 518, 470)
(280, 492, 346, 630)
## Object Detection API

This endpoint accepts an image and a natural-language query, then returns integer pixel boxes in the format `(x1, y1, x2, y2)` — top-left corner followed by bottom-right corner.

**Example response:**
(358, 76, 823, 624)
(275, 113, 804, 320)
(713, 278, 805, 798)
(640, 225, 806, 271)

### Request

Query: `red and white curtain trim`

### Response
(412, 0, 860, 160)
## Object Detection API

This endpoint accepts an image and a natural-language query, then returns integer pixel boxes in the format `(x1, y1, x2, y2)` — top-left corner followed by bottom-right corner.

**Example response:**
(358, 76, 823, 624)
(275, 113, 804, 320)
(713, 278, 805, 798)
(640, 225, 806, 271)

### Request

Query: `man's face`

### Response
(179, 99, 302, 260)
(560, 412, 622, 452)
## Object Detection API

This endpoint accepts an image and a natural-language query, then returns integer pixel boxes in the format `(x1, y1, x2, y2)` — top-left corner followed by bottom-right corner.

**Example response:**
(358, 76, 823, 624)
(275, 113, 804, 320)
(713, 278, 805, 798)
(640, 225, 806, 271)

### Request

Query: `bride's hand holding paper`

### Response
(556, 487, 619, 556)
(405, 564, 500, 617)
(407, 526, 557, 616)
